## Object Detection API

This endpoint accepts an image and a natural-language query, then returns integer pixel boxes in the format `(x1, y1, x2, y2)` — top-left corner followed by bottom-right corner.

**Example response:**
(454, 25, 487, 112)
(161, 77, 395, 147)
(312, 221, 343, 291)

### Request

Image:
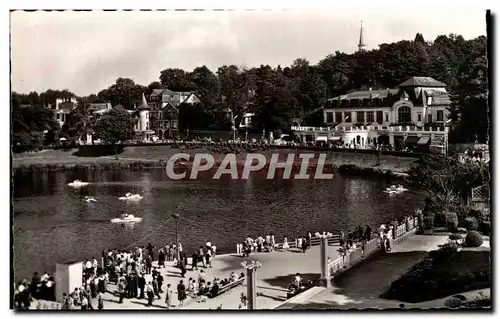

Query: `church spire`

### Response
(358, 20, 366, 52)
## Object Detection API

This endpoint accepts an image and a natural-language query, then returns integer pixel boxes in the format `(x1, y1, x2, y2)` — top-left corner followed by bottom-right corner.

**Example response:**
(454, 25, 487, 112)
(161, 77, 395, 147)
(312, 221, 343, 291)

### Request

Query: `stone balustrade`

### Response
(291, 125, 445, 133)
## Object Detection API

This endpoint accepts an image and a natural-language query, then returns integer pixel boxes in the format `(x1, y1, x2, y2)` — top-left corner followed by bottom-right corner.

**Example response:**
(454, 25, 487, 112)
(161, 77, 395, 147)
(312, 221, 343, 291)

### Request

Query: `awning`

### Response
(417, 136, 431, 145)
(328, 136, 341, 141)
(404, 136, 420, 145)
(315, 136, 327, 142)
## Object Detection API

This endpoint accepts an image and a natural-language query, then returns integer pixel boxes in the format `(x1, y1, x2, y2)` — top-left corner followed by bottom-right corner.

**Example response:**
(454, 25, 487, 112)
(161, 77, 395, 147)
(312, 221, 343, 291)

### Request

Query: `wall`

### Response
(55, 262, 83, 303)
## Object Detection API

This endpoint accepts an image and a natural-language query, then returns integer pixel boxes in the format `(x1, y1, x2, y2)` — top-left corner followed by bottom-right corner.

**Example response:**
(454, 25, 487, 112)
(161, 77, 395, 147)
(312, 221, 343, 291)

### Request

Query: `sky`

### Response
(10, 9, 487, 96)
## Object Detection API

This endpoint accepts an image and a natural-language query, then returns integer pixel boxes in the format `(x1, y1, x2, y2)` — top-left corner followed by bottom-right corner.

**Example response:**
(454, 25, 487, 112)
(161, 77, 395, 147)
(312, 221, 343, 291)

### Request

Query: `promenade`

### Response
(97, 244, 342, 310)
(279, 234, 459, 309)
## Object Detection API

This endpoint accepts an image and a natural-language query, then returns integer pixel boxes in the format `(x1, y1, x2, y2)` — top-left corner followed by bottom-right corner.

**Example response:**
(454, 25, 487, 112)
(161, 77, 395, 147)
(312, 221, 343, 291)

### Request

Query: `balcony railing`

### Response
(291, 125, 445, 133)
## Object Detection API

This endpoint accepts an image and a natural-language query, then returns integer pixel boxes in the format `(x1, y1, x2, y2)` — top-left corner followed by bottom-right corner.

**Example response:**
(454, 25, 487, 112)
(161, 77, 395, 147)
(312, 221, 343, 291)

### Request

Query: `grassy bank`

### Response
(12, 146, 416, 177)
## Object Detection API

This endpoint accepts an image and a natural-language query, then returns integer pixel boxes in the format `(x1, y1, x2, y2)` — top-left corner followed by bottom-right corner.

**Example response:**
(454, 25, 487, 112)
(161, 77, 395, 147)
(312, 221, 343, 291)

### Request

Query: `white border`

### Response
(3, 1, 498, 319)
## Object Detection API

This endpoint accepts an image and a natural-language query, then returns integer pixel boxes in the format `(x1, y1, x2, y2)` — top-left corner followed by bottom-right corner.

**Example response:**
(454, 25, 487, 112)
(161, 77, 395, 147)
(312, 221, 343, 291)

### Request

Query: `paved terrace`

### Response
(98, 244, 343, 310)
(281, 234, 483, 309)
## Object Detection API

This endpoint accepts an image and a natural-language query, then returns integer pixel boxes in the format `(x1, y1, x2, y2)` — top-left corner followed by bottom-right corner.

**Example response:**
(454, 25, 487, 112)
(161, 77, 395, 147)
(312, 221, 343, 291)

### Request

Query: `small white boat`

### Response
(68, 180, 90, 188)
(111, 214, 143, 223)
(84, 196, 97, 203)
(384, 184, 407, 194)
(118, 193, 143, 201)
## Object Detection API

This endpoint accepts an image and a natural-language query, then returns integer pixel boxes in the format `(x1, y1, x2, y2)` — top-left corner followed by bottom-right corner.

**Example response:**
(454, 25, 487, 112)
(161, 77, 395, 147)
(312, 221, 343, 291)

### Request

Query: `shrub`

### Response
(445, 212, 459, 233)
(464, 217, 479, 230)
(465, 231, 483, 247)
(444, 296, 464, 308)
(434, 212, 446, 227)
(468, 209, 487, 223)
(432, 243, 459, 264)
(479, 221, 490, 236)
(423, 214, 434, 230)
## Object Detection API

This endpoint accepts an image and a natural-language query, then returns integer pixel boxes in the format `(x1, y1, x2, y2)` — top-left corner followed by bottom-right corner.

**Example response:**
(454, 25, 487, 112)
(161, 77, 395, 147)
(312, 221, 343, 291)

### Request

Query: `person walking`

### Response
(164, 284, 172, 309)
(146, 282, 154, 307)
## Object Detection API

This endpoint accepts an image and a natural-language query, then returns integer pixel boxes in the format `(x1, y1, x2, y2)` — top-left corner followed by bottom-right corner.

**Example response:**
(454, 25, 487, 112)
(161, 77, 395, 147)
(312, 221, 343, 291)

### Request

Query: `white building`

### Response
(133, 93, 155, 140)
(52, 97, 78, 128)
(292, 77, 452, 152)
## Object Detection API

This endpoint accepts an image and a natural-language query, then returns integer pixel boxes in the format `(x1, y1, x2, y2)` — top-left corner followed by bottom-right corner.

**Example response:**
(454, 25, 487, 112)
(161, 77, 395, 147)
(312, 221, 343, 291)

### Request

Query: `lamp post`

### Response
(315, 231, 333, 288)
(444, 119, 451, 157)
(232, 115, 239, 142)
(241, 261, 262, 310)
(172, 213, 180, 262)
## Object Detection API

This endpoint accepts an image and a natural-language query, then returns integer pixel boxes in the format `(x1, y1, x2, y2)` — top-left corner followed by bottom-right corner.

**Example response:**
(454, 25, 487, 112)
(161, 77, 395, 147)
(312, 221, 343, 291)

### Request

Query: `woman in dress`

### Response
(282, 236, 289, 251)
(177, 280, 186, 306)
(158, 248, 165, 268)
(164, 284, 172, 309)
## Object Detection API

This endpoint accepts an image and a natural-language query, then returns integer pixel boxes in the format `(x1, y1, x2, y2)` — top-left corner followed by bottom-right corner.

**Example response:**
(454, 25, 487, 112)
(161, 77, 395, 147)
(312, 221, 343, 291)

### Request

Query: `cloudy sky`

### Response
(10, 9, 487, 96)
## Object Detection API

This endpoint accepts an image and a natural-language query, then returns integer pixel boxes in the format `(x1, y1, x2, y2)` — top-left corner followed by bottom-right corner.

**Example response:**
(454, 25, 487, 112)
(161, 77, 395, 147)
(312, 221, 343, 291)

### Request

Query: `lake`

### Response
(12, 168, 425, 280)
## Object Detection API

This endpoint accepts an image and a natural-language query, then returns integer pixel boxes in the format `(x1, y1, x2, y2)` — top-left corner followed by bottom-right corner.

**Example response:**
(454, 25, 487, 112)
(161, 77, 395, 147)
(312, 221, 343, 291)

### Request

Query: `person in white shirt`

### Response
(212, 245, 217, 257)
(294, 273, 302, 287)
(41, 272, 49, 282)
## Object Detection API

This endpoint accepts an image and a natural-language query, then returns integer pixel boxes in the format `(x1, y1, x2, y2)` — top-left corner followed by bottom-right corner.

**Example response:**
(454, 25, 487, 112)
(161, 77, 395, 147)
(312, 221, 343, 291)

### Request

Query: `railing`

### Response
(236, 234, 340, 254)
(326, 216, 419, 278)
(395, 224, 407, 238)
(291, 126, 446, 134)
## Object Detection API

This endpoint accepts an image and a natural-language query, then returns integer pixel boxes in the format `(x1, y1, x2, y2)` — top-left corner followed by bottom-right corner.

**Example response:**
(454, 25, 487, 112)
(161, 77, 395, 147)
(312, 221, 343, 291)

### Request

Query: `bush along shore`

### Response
(13, 160, 403, 180)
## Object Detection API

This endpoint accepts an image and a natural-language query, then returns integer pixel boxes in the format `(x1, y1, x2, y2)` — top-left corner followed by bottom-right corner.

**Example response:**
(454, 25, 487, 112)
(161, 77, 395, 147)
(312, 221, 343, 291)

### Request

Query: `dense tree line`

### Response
(11, 33, 488, 149)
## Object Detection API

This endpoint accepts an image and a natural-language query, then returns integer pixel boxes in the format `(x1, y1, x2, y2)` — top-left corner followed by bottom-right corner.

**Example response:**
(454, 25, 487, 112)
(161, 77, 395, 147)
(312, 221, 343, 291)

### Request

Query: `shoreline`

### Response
(12, 146, 414, 178)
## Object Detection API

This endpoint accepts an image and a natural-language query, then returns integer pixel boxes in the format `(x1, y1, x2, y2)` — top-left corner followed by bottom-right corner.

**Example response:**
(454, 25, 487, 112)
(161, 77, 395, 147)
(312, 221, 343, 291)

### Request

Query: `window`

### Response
(417, 113, 422, 122)
(335, 112, 343, 123)
(172, 120, 178, 128)
(385, 113, 389, 122)
(376, 111, 383, 124)
(356, 111, 365, 123)
(437, 110, 444, 122)
(165, 121, 170, 128)
(344, 112, 352, 123)
(428, 114, 433, 123)
(397, 106, 412, 123)
(366, 111, 374, 123)
(56, 114, 60, 120)
(326, 112, 334, 123)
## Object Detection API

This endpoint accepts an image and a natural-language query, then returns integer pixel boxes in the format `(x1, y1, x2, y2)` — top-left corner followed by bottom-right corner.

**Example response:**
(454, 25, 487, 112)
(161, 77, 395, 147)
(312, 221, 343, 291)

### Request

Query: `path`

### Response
(282, 234, 463, 309)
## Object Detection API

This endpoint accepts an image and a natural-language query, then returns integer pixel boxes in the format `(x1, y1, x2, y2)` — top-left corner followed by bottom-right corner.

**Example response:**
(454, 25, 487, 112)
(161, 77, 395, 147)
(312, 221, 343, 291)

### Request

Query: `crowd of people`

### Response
(13, 272, 56, 309)
(239, 232, 314, 257)
(13, 239, 233, 310)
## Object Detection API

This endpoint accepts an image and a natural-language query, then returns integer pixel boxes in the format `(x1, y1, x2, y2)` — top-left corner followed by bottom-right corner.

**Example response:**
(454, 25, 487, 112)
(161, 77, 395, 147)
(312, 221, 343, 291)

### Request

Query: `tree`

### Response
(93, 109, 134, 144)
(159, 68, 192, 91)
(217, 65, 252, 125)
(98, 78, 146, 109)
(189, 66, 220, 110)
(254, 87, 299, 134)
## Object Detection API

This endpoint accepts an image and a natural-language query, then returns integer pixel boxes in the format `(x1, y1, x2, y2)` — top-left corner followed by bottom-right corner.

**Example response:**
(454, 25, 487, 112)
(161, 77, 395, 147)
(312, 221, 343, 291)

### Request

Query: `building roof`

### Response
(398, 77, 446, 88)
(88, 103, 110, 112)
(328, 89, 399, 102)
(137, 93, 150, 110)
(423, 90, 452, 105)
(59, 101, 76, 110)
